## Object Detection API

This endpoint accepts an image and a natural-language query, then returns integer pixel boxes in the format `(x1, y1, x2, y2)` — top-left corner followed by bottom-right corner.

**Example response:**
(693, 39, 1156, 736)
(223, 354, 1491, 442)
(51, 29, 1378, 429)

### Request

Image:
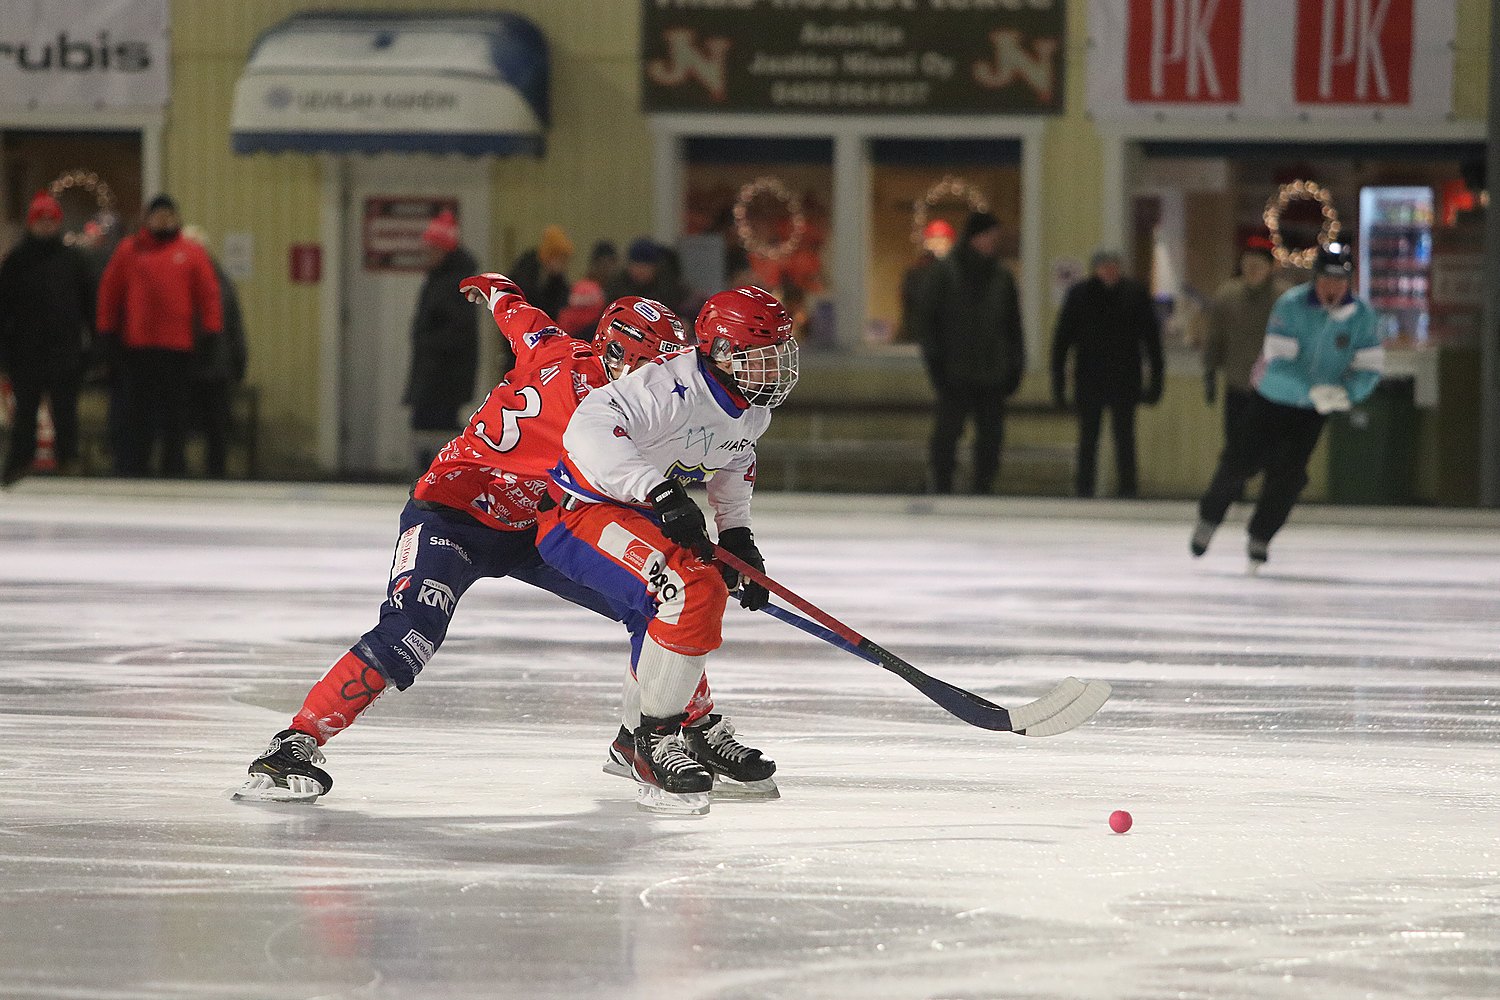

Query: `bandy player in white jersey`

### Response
(535, 286, 798, 814)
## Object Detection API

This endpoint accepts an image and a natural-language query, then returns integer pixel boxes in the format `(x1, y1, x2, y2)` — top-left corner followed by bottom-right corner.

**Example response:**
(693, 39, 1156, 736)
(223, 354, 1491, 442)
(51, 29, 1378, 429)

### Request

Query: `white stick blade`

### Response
(1019, 680, 1112, 737)
(1005, 677, 1086, 731)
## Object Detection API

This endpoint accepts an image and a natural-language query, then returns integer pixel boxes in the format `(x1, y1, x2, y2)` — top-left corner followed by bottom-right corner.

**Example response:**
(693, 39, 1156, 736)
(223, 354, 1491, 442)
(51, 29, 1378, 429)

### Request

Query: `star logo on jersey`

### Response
(671, 381, 688, 399)
(613, 426, 630, 438)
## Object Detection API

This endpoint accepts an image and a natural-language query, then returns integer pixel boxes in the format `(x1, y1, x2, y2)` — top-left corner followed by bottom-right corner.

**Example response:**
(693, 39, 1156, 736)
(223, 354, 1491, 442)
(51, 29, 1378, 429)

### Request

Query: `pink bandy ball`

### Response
(1109, 810, 1133, 834)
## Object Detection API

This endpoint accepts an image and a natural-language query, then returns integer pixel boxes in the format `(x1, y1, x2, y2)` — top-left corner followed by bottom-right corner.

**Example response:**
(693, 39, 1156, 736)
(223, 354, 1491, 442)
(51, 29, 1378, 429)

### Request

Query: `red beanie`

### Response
(422, 209, 459, 252)
(27, 191, 63, 226)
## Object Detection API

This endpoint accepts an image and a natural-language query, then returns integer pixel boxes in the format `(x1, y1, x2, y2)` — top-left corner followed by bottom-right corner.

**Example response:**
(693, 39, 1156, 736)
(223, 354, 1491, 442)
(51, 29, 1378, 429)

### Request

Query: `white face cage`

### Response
(728, 338, 799, 408)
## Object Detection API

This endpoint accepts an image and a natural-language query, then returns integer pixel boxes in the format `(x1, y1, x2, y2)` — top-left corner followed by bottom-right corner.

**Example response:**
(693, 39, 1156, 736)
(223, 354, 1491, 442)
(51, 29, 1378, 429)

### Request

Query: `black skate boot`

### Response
(682, 714, 779, 799)
(1247, 537, 1269, 574)
(632, 714, 712, 815)
(602, 724, 634, 779)
(233, 729, 333, 803)
(1190, 519, 1217, 557)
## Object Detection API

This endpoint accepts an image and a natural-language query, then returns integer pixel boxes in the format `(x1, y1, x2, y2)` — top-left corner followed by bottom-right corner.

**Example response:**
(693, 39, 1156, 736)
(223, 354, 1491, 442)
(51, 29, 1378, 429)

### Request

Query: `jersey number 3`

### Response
(473, 386, 542, 453)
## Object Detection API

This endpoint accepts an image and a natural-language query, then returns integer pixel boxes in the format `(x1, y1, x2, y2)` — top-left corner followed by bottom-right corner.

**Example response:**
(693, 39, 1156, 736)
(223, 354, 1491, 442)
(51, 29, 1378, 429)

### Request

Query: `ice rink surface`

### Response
(2, 482, 1497, 1000)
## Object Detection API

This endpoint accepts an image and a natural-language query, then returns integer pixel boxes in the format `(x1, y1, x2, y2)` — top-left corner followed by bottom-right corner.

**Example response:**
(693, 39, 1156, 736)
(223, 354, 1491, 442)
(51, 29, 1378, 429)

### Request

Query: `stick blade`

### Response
(1005, 677, 1087, 730)
(1015, 679, 1112, 737)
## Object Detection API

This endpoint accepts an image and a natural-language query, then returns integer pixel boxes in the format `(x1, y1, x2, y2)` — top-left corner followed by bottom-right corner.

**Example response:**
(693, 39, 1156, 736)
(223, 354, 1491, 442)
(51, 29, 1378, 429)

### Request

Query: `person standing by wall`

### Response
(510, 224, 573, 320)
(1050, 249, 1163, 499)
(1191, 242, 1382, 570)
(96, 194, 221, 478)
(0, 192, 95, 487)
(1203, 236, 1279, 450)
(910, 211, 1026, 495)
(182, 226, 248, 478)
(403, 209, 479, 471)
(898, 218, 954, 344)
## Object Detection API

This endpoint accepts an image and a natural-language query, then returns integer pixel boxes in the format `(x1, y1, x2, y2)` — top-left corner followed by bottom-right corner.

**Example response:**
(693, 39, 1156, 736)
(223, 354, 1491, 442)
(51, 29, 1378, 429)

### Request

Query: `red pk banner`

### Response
(1092, 0, 1452, 121)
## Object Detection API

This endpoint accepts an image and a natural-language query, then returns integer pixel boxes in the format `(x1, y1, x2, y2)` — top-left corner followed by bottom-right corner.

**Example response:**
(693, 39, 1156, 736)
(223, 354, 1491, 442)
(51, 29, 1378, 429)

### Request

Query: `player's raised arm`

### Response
(459, 272, 564, 364)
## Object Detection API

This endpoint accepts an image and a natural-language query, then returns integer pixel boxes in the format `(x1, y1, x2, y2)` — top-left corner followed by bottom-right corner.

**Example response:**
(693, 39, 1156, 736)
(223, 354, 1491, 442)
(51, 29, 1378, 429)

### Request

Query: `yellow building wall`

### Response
(164, 0, 1490, 488)
(167, 0, 652, 474)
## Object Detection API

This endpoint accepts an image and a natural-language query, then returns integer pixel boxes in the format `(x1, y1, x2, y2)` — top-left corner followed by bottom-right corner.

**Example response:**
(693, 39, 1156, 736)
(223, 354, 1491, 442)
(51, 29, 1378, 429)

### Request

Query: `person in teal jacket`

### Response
(1190, 242, 1383, 569)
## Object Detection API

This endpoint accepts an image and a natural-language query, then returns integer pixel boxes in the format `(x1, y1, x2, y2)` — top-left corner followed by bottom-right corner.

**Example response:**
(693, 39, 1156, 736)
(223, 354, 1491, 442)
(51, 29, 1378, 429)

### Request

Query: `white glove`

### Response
(1309, 384, 1351, 414)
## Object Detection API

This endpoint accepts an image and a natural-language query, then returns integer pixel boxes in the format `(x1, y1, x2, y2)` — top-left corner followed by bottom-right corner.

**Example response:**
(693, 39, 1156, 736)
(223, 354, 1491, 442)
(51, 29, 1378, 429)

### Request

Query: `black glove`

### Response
(647, 479, 713, 560)
(1204, 375, 1217, 405)
(717, 526, 768, 611)
(1141, 378, 1163, 406)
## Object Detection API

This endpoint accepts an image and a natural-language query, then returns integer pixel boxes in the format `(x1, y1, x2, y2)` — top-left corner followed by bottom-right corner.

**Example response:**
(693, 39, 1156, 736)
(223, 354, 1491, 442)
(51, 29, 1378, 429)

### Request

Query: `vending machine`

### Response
(1358, 186, 1433, 343)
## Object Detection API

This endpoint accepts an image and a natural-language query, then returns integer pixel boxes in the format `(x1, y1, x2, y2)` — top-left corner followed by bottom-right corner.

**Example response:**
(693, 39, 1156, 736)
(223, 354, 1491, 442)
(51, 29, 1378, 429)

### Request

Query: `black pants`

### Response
(118, 348, 193, 478)
(1075, 397, 1138, 498)
(1198, 393, 1326, 544)
(4, 372, 80, 477)
(929, 383, 1006, 494)
(192, 379, 234, 478)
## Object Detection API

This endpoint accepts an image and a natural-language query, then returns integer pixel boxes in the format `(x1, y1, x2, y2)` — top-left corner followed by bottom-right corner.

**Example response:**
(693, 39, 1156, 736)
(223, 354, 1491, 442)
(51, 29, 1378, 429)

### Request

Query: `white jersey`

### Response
(552, 351, 770, 531)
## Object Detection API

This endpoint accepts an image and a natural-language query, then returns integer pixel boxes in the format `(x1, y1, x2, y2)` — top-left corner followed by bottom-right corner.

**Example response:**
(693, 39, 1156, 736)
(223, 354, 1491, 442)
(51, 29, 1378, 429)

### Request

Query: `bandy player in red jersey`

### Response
(536, 286, 798, 815)
(235, 275, 693, 802)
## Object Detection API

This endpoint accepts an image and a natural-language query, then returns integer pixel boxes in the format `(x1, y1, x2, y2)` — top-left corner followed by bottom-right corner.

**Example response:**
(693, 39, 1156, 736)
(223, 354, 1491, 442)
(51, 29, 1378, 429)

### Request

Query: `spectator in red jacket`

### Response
(97, 194, 221, 477)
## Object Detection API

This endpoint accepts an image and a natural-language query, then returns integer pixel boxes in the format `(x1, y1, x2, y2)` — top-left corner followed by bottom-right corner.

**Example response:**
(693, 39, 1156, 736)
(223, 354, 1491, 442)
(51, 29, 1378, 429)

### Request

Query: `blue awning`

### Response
(231, 12, 548, 157)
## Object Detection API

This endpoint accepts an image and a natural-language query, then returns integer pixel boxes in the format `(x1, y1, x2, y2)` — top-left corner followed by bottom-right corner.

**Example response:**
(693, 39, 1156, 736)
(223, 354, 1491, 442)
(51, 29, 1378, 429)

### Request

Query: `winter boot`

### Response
(1190, 519, 1218, 557)
(602, 724, 635, 779)
(632, 714, 712, 816)
(234, 729, 333, 803)
(682, 714, 779, 799)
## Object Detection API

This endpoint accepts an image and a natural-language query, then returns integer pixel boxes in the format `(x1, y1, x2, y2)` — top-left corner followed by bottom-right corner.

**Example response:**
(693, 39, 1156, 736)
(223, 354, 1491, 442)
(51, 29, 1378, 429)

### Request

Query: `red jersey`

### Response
(413, 290, 607, 531)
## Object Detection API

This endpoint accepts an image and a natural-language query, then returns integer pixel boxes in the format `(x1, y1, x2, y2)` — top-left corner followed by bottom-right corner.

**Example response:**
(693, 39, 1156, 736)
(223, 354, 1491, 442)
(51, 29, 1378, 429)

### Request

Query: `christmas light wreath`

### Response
(1263, 180, 1340, 269)
(48, 170, 117, 247)
(912, 175, 989, 245)
(733, 176, 806, 260)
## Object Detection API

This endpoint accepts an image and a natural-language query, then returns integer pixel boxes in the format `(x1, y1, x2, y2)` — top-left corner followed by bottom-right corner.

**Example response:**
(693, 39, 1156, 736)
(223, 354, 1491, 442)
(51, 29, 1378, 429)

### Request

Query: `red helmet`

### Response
(694, 286, 799, 408)
(593, 296, 696, 381)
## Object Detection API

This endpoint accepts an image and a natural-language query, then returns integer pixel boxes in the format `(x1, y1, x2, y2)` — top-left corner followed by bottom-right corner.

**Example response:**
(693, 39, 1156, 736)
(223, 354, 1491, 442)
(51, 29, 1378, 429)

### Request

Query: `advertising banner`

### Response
(0, 0, 169, 110)
(642, 0, 1066, 115)
(1088, 0, 1455, 122)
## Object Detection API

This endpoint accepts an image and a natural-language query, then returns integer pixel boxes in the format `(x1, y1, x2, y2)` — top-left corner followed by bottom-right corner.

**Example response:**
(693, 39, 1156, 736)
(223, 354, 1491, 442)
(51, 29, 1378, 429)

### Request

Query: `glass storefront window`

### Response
(681, 137, 833, 344)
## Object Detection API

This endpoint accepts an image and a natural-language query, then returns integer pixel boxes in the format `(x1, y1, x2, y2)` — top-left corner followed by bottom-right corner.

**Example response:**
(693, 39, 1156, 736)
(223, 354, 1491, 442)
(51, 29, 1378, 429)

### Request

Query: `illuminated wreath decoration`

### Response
(733, 176, 806, 260)
(48, 169, 117, 247)
(1263, 180, 1340, 268)
(912, 175, 989, 245)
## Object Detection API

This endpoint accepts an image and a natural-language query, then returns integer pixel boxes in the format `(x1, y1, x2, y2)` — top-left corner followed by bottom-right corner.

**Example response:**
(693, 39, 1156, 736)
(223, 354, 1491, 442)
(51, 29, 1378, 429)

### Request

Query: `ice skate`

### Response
(1190, 519, 1217, 557)
(682, 714, 779, 799)
(602, 724, 634, 779)
(1247, 537, 1269, 575)
(233, 729, 332, 803)
(632, 715, 711, 816)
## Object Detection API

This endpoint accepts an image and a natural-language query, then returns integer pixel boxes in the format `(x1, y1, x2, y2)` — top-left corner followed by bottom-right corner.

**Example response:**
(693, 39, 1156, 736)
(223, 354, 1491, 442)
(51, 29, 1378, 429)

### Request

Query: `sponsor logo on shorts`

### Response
(428, 537, 472, 563)
(390, 574, 412, 609)
(402, 629, 435, 666)
(597, 523, 686, 624)
(417, 579, 456, 615)
(392, 525, 422, 579)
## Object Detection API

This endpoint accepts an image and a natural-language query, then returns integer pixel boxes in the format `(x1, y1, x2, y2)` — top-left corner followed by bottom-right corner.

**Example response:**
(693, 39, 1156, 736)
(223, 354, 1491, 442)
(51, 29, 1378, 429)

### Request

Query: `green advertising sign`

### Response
(642, 0, 1066, 115)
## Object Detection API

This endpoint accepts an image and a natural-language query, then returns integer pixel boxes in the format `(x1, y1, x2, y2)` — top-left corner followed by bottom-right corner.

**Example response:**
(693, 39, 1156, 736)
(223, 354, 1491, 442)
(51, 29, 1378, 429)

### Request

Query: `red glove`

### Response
(458, 273, 523, 311)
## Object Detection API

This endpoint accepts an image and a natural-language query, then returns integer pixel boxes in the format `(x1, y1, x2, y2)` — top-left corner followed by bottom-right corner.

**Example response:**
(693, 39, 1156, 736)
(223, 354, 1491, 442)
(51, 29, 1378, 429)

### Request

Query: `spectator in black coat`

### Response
(403, 210, 479, 471)
(1050, 249, 1164, 499)
(0, 192, 95, 486)
(183, 227, 248, 478)
(604, 237, 688, 316)
(509, 225, 573, 320)
(910, 210, 1026, 495)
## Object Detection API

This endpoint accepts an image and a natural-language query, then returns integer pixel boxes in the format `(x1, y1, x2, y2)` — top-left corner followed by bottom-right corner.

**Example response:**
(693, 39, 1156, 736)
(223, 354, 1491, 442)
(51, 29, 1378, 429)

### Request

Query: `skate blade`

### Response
(710, 775, 780, 800)
(1248, 561, 1265, 576)
(602, 757, 634, 780)
(229, 773, 324, 803)
(634, 783, 710, 816)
